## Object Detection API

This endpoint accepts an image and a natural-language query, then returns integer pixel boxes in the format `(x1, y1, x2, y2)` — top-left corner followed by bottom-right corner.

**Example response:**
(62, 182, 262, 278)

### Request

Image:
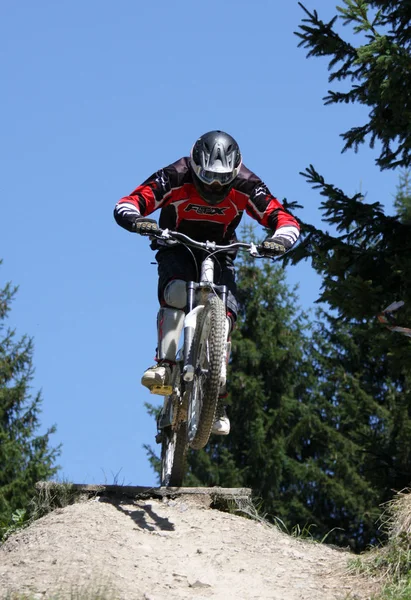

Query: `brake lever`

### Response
(159, 228, 171, 239)
(249, 242, 263, 258)
(151, 228, 178, 245)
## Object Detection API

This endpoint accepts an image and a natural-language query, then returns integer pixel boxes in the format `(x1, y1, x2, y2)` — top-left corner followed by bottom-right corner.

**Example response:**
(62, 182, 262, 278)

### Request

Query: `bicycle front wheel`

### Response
(187, 295, 226, 450)
(159, 363, 187, 487)
(161, 422, 187, 487)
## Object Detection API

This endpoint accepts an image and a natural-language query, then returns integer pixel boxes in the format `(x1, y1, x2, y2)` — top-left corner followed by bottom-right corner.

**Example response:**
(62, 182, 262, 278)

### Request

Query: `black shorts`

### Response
(155, 245, 238, 318)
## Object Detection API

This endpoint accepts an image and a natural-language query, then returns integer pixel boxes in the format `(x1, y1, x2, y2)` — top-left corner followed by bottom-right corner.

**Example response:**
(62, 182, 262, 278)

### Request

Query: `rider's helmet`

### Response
(189, 130, 242, 204)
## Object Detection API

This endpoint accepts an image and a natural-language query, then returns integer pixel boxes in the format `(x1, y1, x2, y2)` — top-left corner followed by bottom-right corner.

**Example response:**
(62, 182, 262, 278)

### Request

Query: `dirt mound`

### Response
(0, 494, 377, 600)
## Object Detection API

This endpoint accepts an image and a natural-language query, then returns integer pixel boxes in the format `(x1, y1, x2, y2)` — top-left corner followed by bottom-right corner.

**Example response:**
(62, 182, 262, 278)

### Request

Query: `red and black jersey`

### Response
(114, 157, 300, 247)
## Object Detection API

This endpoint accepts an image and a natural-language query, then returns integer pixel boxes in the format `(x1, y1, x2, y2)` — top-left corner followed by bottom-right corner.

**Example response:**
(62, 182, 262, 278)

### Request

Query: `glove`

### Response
(133, 217, 159, 235)
(260, 237, 287, 257)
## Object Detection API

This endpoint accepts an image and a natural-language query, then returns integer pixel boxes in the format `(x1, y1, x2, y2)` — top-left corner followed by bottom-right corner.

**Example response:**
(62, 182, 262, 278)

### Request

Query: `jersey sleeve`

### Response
(246, 182, 300, 248)
(114, 158, 191, 232)
(113, 168, 172, 231)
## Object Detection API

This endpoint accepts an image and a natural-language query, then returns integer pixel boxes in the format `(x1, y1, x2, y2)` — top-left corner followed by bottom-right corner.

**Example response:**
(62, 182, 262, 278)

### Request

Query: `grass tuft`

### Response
(227, 494, 342, 543)
(348, 488, 411, 599)
(31, 481, 83, 520)
(1, 480, 83, 544)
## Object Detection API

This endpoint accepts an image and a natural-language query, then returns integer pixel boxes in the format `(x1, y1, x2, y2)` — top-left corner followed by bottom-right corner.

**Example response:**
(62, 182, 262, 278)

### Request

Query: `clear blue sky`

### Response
(1, 0, 399, 487)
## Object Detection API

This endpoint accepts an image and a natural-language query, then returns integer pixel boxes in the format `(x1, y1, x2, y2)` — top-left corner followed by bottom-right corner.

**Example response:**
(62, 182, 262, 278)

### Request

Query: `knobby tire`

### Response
(160, 364, 187, 487)
(161, 422, 187, 487)
(188, 295, 226, 450)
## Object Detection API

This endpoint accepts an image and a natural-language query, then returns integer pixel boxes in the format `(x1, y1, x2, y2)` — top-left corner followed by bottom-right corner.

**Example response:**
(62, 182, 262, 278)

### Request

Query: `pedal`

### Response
(150, 385, 173, 396)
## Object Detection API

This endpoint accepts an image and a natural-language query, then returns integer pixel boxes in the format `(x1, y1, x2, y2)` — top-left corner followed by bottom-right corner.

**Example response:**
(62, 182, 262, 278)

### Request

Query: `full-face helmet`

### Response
(189, 130, 242, 204)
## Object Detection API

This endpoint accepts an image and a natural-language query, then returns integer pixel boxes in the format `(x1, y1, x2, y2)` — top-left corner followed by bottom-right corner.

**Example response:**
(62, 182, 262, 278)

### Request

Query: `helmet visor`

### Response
(197, 168, 235, 186)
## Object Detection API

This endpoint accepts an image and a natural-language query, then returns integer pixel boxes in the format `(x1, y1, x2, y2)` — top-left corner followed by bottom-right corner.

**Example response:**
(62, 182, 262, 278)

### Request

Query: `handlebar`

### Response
(150, 228, 269, 258)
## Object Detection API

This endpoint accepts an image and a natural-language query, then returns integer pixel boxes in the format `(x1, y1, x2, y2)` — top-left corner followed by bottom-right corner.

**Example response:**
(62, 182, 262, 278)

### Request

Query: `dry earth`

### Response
(0, 493, 380, 600)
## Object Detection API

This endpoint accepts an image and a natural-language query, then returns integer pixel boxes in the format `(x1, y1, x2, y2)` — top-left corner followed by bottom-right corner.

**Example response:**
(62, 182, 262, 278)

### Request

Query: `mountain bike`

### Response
(147, 228, 273, 487)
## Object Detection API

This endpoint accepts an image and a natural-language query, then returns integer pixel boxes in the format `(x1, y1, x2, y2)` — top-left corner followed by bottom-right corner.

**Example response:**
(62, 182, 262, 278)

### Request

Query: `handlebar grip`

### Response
(134, 218, 160, 235)
(261, 240, 286, 255)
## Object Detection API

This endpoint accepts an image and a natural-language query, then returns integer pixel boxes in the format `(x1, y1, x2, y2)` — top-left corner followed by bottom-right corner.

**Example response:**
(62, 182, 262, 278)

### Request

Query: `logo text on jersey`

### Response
(184, 204, 227, 216)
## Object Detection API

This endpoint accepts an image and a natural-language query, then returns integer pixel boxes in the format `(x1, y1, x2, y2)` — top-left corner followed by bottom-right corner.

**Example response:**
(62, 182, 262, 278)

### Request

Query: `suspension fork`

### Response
(182, 255, 229, 382)
(182, 290, 229, 383)
(182, 304, 203, 382)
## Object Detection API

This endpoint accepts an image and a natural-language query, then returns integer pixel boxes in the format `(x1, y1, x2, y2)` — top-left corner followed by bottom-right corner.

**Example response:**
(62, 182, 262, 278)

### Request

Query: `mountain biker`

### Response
(114, 130, 300, 436)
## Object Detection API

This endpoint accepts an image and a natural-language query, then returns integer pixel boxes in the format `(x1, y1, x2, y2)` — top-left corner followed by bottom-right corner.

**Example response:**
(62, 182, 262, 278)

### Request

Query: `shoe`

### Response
(141, 361, 173, 395)
(212, 403, 230, 435)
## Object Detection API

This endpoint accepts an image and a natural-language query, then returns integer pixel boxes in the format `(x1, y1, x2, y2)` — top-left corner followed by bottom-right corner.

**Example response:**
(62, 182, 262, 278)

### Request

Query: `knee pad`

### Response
(163, 279, 187, 310)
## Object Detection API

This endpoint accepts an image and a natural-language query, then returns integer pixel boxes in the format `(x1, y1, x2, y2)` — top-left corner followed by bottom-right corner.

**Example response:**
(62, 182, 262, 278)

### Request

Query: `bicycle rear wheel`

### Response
(187, 295, 226, 450)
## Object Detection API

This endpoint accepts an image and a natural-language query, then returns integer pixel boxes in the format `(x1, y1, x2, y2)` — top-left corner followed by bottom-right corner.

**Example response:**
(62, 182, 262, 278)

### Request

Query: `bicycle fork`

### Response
(182, 256, 231, 386)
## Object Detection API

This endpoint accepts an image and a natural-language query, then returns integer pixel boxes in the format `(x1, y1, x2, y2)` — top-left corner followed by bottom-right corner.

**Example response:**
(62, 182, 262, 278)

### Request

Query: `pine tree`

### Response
(285, 6, 411, 543)
(298, 310, 410, 551)
(284, 7, 411, 542)
(296, 0, 411, 170)
(0, 265, 60, 532)
(291, 1, 411, 324)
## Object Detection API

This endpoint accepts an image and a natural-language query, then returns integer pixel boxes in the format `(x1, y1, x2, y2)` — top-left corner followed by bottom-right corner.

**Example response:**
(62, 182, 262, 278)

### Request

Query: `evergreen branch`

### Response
(291, 163, 411, 321)
(324, 86, 367, 105)
(295, 3, 356, 63)
(300, 164, 387, 235)
(340, 123, 373, 155)
(337, 0, 380, 37)
(296, 2, 411, 169)
(372, 1, 411, 45)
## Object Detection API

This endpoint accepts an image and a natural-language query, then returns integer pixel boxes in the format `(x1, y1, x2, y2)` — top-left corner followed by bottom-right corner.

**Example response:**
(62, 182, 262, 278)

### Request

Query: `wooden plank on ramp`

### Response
(35, 482, 253, 508)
